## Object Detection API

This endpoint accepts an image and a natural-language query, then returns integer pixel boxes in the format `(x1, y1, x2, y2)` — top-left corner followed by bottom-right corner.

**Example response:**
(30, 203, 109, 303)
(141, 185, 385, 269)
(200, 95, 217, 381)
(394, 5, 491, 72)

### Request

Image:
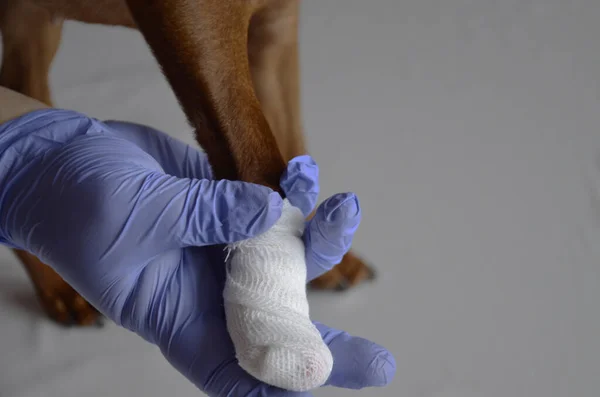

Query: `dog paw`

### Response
(15, 250, 104, 327)
(309, 251, 376, 291)
(36, 282, 104, 327)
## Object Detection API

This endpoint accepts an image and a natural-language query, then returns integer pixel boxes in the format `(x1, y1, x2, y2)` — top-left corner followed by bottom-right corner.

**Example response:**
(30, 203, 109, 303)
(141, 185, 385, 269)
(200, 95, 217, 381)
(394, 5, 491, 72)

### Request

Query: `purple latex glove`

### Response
(0, 109, 395, 396)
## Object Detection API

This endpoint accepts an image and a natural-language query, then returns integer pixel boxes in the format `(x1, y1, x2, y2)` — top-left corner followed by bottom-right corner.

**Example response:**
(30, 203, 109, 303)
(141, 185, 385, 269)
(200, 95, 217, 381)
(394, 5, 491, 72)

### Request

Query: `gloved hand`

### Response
(0, 109, 395, 396)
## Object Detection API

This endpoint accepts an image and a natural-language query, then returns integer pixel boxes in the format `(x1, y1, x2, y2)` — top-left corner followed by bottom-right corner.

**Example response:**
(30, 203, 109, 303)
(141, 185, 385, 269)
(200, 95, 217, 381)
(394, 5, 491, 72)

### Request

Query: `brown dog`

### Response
(0, 0, 375, 326)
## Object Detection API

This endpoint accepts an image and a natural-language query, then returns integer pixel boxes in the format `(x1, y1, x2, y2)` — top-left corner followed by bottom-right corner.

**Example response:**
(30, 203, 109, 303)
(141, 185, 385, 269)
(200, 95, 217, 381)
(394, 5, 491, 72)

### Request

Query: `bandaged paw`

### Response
(223, 199, 333, 391)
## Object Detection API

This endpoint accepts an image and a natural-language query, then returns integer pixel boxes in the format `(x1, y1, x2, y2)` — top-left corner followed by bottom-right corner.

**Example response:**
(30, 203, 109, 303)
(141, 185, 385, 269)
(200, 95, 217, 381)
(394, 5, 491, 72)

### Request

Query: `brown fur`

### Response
(0, 0, 374, 326)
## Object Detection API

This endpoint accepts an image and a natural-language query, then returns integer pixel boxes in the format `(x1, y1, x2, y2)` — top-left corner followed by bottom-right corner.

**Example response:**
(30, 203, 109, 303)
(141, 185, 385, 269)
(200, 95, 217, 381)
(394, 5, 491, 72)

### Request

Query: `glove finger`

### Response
(304, 193, 361, 281)
(135, 174, 283, 248)
(316, 322, 396, 389)
(280, 155, 319, 217)
(103, 120, 214, 180)
(106, 120, 319, 214)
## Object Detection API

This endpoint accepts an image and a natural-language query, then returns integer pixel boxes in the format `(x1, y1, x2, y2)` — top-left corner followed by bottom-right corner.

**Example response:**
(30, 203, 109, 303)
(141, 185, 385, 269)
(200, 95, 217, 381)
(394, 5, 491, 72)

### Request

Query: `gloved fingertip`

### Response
(316, 323, 396, 389)
(252, 191, 284, 234)
(303, 193, 361, 280)
(366, 347, 397, 387)
(186, 180, 284, 246)
(269, 190, 284, 208)
(322, 193, 361, 224)
(281, 155, 320, 216)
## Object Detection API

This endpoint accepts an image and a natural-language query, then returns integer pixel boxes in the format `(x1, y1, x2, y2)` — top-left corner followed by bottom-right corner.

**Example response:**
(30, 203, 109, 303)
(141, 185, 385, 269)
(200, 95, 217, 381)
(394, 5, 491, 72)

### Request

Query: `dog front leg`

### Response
(125, 0, 333, 391)
(126, 0, 286, 191)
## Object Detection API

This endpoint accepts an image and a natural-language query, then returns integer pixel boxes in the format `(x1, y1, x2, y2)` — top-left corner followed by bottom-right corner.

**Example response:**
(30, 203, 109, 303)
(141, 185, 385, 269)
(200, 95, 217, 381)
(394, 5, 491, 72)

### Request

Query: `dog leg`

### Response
(248, 1, 306, 163)
(125, 0, 334, 389)
(125, 0, 286, 188)
(248, 1, 376, 291)
(0, 1, 62, 105)
(0, 1, 102, 326)
(15, 250, 102, 326)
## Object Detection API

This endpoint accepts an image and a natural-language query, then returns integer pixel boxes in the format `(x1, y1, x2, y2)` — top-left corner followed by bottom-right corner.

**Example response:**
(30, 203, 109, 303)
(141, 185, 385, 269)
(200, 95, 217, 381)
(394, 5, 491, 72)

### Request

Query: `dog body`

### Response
(0, 0, 374, 325)
(20, 0, 135, 25)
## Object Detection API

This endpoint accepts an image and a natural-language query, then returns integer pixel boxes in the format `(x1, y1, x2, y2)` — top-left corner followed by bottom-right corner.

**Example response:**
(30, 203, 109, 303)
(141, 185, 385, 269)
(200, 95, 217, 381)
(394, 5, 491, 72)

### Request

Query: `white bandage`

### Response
(224, 199, 333, 391)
